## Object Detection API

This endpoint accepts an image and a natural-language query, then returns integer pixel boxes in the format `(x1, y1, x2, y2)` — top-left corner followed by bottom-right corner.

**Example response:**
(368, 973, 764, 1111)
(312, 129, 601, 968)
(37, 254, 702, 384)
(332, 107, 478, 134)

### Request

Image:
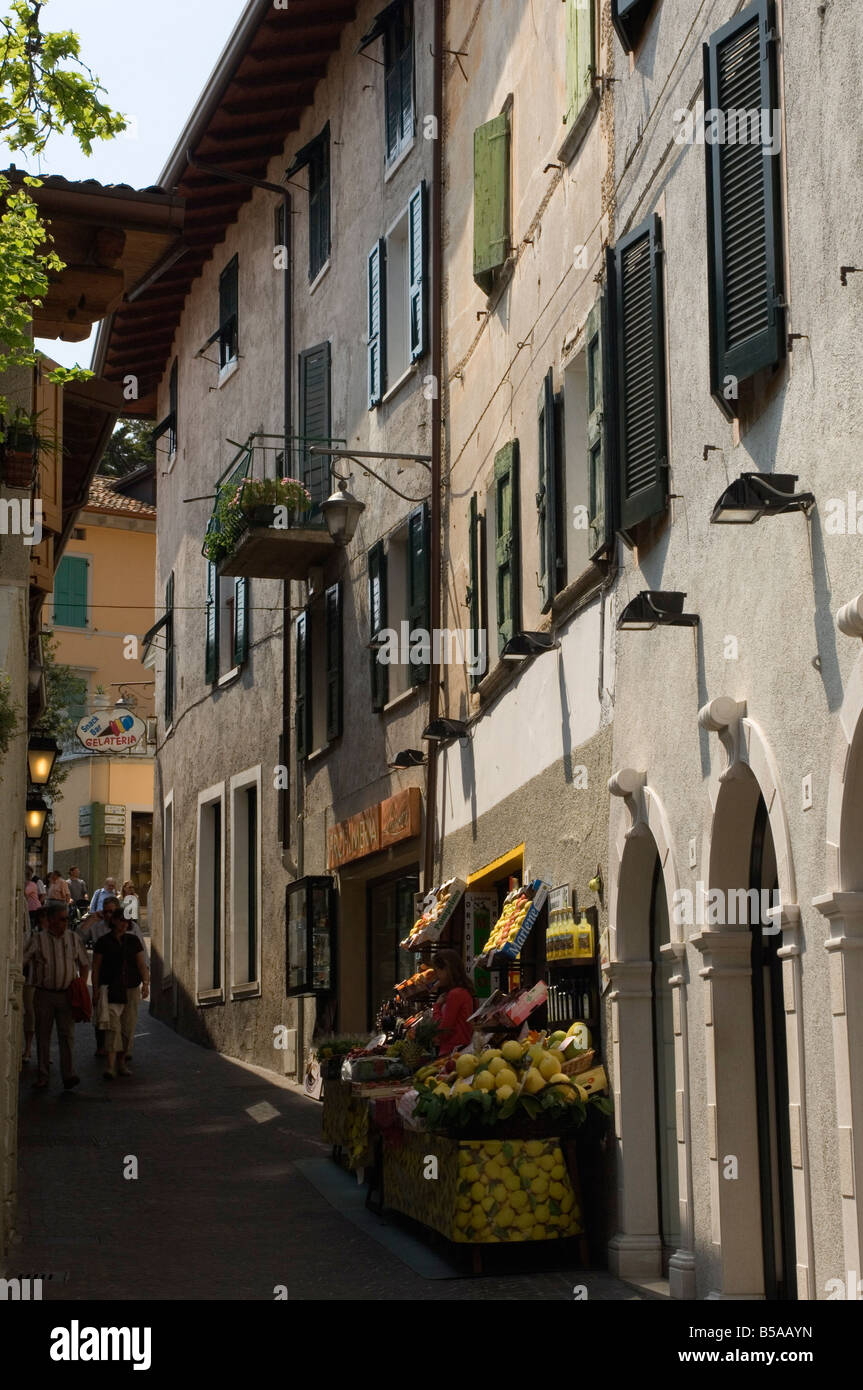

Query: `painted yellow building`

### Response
(49, 475, 156, 917)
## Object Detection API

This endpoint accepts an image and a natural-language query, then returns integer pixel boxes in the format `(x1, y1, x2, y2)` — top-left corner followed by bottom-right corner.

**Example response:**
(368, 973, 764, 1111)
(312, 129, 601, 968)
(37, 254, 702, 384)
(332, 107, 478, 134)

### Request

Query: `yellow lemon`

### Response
(481, 1195, 495, 1213)
(549, 1181, 566, 1202)
(470, 1207, 485, 1229)
(550, 1164, 566, 1180)
(537, 1154, 555, 1171)
(533, 1202, 551, 1224)
(457, 1195, 471, 1211)
(496, 1206, 514, 1228)
(492, 1182, 508, 1204)
(532, 1225, 547, 1241)
(474, 1070, 496, 1092)
(433, 1083, 450, 1096)
(515, 1212, 534, 1231)
(501, 1040, 522, 1063)
(488, 1057, 508, 1076)
(522, 1068, 546, 1095)
(548, 1074, 571, 1088)
(455, 1210, 470, 1228)
(483, 1140, 502, 1156)
(560, 1193, 574, 1214)
(539, 1054, 561, 1081)
(484, 1160, 503, 1182)
(452, 1079, 473, 1096)
(518, 1161, 538, 1182)
(478, 1049, 501, 1066)
(495, 1085, 514, 1104)
(453, 1228, 468, 1242)
(502, 1169, 519, 1192)
(510, 1190, 529, 1211)
(463, 1164, 480, 1183)
(455, 1053, 479, 1077)
(524, 1140, 545, 1157)
(530, 1176, 549, 1197)
(494, 1068, 518, 1091)
(470, 1182, 485, 1202)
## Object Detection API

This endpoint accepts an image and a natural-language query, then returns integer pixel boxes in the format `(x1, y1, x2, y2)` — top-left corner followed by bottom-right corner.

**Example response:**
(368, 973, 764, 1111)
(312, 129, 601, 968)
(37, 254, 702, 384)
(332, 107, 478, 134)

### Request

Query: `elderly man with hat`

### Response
(23, 901, 90, 1090)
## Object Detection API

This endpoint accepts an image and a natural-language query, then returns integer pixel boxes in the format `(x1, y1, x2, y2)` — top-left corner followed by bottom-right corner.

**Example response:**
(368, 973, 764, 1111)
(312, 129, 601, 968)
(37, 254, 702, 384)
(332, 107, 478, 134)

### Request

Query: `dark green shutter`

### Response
(168, 358, 178, 454)
(368, 541, 389, 710)
(233, 577, 249, 667)
(586, 299, 609, 558)
(383, 1, 413, 160)
(385, 62, 401, 158)
(205, 562, 218, 685)
(308, 126, 330, 281)
(325, 582, 343, 740)
(612, 0, 657, 54)
(494, 441, 520, 653)
(54, 555, 88, 628)
(565, 0, 595, 129)
(295, 611, 310, 758)
(537, 369, 557, 611)
(368, 239, 386, 407)
(219, 256, 238, 367)
(473, 111, 510, 294)
(165, 573, 175, 726)
(704, 0, 784, 411)
(468, 493, 482, 690)
(612, 214, 668, 534)
(408, 181, 426, 361)
(299, 341, 331, 510)
(407, 502, 430, 685)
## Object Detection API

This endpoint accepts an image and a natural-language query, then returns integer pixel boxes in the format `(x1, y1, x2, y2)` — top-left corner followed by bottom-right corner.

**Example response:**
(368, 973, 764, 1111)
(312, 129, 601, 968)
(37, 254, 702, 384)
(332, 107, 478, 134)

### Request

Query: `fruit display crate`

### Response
(321, 1078, 373, 1171)
(381, 1129, 586, 1249)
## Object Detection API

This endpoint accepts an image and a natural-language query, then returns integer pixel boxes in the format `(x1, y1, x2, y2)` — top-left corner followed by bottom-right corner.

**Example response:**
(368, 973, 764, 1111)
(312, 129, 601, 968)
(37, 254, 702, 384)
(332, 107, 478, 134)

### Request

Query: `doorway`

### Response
(650, 852, 681, 1272)
(130, 812, 152, 931)
(366, 868, 419, 1028)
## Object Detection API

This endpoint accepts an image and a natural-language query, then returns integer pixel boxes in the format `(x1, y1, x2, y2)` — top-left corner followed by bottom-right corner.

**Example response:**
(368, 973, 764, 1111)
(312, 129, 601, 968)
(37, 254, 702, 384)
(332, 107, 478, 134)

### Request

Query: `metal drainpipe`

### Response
(423, 0, 444, 893)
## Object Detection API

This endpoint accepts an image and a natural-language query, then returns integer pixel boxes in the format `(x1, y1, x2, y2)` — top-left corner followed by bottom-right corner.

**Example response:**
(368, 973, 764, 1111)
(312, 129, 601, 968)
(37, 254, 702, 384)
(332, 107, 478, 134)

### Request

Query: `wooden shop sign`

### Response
(380, 786, 422, 848)
(327, 787, 422, 869)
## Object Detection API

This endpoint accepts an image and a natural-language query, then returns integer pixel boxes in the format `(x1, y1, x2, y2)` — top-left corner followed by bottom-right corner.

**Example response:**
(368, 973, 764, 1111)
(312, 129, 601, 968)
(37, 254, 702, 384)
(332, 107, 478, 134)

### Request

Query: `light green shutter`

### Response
(233, 577, 249, 668)
(494, 441, 520, 653)
(205, 563, 218, 685)
(368, 239, 386, 407)
(54, 556, 88, 628)
(473, 112, 510, 294)
(566, 0, 596, 129)
(586, 300, 607, 558)
(408, 181, 426, 361)
(468, 493, 482, 690)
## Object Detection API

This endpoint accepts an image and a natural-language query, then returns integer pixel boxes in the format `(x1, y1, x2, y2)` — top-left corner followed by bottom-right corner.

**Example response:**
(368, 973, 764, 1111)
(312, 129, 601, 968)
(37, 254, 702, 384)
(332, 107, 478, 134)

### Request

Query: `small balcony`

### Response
(202, 433, 342, 581)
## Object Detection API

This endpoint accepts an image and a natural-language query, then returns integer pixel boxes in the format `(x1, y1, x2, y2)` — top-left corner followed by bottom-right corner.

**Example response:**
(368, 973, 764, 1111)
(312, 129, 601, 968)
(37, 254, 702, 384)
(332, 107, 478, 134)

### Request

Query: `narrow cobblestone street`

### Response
(11, 1011, 658, 1302)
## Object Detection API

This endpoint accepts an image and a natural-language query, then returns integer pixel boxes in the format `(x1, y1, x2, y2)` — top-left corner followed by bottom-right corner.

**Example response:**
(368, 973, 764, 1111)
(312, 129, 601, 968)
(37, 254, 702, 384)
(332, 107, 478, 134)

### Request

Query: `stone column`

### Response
(664, 940, 697, 1298)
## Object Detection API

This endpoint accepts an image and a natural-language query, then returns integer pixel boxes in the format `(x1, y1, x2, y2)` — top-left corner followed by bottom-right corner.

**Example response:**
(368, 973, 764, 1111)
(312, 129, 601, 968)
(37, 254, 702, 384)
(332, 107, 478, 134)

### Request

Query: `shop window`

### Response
(286, 877, 335, 995)
(367, 872, 419, 1027)
(196, 788, 224, 998)
(231, 771, 261, 992)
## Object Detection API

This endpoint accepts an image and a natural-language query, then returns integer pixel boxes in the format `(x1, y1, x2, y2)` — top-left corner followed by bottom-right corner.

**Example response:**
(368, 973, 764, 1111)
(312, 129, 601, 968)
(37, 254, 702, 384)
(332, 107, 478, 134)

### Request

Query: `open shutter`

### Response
(233, 577, 249, 668)
(408, 181, 426, 361)
(494, 441, 520, 653)
(612, 0, 656, 55)
(537, 369, 557, 611)
(219, 256, 238, 367)
(368, 541, 389, 710)
(399, 36, 413, 146)
(385, 60, 401, 159)
(586, 299, 609, 558)
(325, 582, 343, 740)
(368, 239, 386, 407)
(299, 341, 331, 510)
(205, 563, 218, 685)
(165, 573, 175, 725)
(612, 214, 668, 534)
(467, 493, 480, 687)
(308, 127, 330, 280)
(565, 0, 595, 129)
(473, 111, 510, 294)
(407, 503, 430, 685)
(704, 0, 784, 409)
(295, 611, 310, 758)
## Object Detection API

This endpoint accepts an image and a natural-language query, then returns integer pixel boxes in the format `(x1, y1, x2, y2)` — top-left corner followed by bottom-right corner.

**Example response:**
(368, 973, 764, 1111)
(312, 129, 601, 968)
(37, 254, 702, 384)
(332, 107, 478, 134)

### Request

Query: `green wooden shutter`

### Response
(612, 214, 668, 534)
(325, 581, 343, 740)
(473, 111, 510, 294)
(165, 573, 175, 725)
(565, 0, 595, 129)
(299, 341, 331, 510)
(54, 555, 88, 628)
(704, 0, 784, 410)
(205, 562, 218, 685)
(586, 299, 608, 558)
(494, 441, 520, 653)
(407, 502, 430, 685)
(219, 256, 238, 367)
(233, 577, 249, 668)
(408, 181, 426, 361)
(295, 611, 310, 758)
(368, 239, 386, 407)
(612, 0, 656, 54)
(368, 541, 389, 710)
(168, 358, 178, 454)
(308, 126, 330, 281)
(537, 369, 557, 612)
(468, 493, 482, 690)
(399, 36, 413, 145)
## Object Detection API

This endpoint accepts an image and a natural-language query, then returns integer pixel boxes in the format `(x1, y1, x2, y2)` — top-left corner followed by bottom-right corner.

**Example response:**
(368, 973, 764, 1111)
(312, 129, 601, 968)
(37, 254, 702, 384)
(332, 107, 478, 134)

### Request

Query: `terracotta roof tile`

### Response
(85, 476, 156, 519)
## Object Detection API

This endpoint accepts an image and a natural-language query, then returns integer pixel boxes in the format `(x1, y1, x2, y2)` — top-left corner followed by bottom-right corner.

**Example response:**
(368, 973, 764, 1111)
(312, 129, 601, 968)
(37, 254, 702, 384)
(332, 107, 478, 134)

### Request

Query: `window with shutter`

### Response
(473, 110, 510, 295)
(368, 239, 386, 407)
(537, 369, 561, 612)
(383, 1, 414, 163)
(563, 0, 597, 152)
(467, 493, 483, 690)
(286, 127, 330, 282)
(612, 0, 658, 55)
(610, 214, 668, 534)
(407, 503, 430, 685)
(585, 299, 610, 558)
(165, 573, 175, 726)
(53, 555, 88, 628)
(325, 582, 343, 740)
(168, 358, 178, 455)
(704, 0, 784, 413)
(233, 577, 249, 669)
(408, 181, 426, 361)
(299, 342, 331, 511)
(368, 541, 389, 710)
(218, 256, 238, 369)
(494, 442, 521, 653)
(205, 562, 218, 686)
(295, 611, 310, 758)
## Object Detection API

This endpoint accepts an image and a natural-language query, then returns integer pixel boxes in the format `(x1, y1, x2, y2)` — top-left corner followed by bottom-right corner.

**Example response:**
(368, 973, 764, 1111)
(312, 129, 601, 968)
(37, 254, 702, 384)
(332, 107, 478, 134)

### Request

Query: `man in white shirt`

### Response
(89, 878, 118, 915)
(24, 900, 89, 1089)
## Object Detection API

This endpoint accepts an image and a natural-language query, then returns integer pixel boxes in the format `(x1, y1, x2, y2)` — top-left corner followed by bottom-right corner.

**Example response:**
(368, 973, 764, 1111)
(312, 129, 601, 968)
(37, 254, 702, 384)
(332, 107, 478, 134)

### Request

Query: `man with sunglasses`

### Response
(91, 901, 150, 1079)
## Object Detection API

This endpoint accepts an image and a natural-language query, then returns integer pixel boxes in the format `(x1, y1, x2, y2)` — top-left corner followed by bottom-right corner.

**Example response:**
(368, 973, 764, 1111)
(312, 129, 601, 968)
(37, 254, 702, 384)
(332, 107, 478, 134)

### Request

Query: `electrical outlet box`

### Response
(802, 774, 813, 811)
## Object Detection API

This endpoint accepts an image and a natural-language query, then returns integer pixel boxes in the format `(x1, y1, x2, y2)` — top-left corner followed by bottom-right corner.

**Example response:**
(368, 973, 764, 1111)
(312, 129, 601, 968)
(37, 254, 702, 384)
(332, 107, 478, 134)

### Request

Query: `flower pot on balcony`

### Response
(3, 448, 35, 489)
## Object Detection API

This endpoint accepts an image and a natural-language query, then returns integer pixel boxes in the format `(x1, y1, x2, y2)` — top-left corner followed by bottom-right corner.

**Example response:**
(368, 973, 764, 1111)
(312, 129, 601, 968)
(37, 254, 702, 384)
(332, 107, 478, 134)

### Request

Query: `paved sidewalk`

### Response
(10, 1013, 659, 1301)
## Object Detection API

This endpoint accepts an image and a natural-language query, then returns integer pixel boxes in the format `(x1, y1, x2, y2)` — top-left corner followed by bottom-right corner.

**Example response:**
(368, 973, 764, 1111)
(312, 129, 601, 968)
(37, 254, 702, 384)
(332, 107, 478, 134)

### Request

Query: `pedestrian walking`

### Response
(66, 866, 89, 910)
(24, 870, 42, 926)
(120, 880, 140, 926)
(46, 871, 72, 904)
(23, 900, 90, 1090)
(89, 877, 118, 916)
(91, 904, 150, 1079)
(21, 905, 47, 1064)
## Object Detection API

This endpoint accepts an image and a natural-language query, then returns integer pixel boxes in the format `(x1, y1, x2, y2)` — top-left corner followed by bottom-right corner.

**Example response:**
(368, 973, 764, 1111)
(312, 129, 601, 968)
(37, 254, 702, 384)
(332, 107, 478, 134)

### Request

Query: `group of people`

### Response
(22, 873, 150, 1091)
(25, 870, 140, 937)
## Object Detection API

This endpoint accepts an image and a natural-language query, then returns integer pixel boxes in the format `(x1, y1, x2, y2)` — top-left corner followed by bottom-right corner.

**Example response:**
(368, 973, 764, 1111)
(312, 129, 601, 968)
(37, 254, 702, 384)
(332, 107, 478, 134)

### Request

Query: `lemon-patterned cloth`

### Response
(322, 1080, 372, 1170)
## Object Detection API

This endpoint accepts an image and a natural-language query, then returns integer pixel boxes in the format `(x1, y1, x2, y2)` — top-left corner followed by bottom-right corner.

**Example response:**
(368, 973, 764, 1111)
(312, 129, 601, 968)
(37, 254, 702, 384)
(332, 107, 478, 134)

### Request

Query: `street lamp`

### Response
(501, 630, 560, 661)
(321, 478, 365, 545)
(422, 718, 470, 743)
(710, 473, 815, 524)
(25, 793, 48, 838)
(27, 734, 59, 786)
(617, 591, 699, 631)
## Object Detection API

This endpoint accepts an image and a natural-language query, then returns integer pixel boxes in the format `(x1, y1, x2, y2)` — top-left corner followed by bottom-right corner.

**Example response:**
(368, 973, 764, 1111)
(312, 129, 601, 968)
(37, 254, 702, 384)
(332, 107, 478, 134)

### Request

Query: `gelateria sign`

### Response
(76, 708, 146, 752)
(327, 787, 422, 869)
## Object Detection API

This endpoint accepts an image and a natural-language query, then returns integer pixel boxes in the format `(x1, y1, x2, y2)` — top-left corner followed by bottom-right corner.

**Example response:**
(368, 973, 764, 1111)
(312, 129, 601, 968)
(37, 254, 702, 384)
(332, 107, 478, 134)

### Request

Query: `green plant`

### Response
(202, 474, 312, 563)
(0, 673, 19, 770)
(0, 405, 61, 452)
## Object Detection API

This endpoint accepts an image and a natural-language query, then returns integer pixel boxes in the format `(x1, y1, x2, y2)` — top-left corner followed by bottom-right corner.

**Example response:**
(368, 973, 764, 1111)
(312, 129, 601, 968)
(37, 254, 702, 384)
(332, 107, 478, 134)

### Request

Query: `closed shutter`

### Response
(383, 1, 413, 160)
(299, 341, 331, 510)
(368, 239, 386, 407)
(325, 582, 343, 740)
(165, 573, 175, 725)
(399, 40, 413, 145)
(704, 0, 784, 407)
(219, 256, 238, 367)
(233, 577, 249, 668)
(473, 111, 510, 294)
(612, 0, 657, 55)
(408, 181, 426, 361)
(407, 503, 430, 685)
(308, 127, 330, 281)
(467, 493, 481, 688)
(494, 441, 520, 652)
(586, 299, 609, 558)
(368, 541, 389, 710)
(537, 369, 558, 611)
(612, 214, 668, 533)
(295, 611, 310, 758)
(205, 562, 218, 685)
(54, 555, 88, 628)
(565, 0, 595, 129)
(385, 62, 401, 159)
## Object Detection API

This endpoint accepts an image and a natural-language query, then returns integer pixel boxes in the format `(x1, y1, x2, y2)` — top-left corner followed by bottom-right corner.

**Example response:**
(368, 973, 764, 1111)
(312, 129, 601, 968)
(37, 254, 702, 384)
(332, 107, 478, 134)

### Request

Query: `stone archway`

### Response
(696, 698, 814, 1300)
(606, 771, 696, 1299)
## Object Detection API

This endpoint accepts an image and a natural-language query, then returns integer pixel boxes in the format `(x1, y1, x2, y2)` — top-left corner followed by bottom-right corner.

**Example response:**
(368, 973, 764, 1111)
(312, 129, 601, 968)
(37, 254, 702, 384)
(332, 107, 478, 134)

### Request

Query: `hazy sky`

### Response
(2, 0, 246, 369)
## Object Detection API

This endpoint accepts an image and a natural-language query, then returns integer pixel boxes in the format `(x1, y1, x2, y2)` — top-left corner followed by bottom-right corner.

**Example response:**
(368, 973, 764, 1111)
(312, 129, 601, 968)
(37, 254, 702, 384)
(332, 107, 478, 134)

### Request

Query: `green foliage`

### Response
(0, 672, 20, 771)
(413, 1079, 596, 1134)
(202, 475, 312, 564)
(99, 419, 155, 479)
(30, 631, 86, 802)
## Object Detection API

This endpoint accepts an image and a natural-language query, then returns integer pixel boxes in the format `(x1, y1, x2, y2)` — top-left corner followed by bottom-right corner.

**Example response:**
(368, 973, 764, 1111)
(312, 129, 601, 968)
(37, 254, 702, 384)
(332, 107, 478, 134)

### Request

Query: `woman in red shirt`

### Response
(431, 949, 476, 1054)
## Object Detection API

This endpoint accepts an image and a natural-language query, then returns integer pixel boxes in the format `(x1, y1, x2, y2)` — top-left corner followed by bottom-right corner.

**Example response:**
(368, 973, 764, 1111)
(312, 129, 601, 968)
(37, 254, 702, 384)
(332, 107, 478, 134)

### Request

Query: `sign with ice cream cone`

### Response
(75, 708, 146, 753)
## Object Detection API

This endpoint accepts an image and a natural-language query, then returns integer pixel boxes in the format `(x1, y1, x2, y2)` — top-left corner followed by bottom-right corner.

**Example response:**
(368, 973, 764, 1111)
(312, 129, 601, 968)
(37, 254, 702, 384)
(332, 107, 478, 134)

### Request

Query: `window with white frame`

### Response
(231, 769, 261, 992)
(196, 786, 224, 998)
(367, 183, 426, 407)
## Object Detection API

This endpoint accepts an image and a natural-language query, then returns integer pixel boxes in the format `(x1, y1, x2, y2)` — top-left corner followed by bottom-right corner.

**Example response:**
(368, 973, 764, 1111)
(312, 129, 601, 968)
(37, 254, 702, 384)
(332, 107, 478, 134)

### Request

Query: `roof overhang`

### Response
(57, 375, 126, 560)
